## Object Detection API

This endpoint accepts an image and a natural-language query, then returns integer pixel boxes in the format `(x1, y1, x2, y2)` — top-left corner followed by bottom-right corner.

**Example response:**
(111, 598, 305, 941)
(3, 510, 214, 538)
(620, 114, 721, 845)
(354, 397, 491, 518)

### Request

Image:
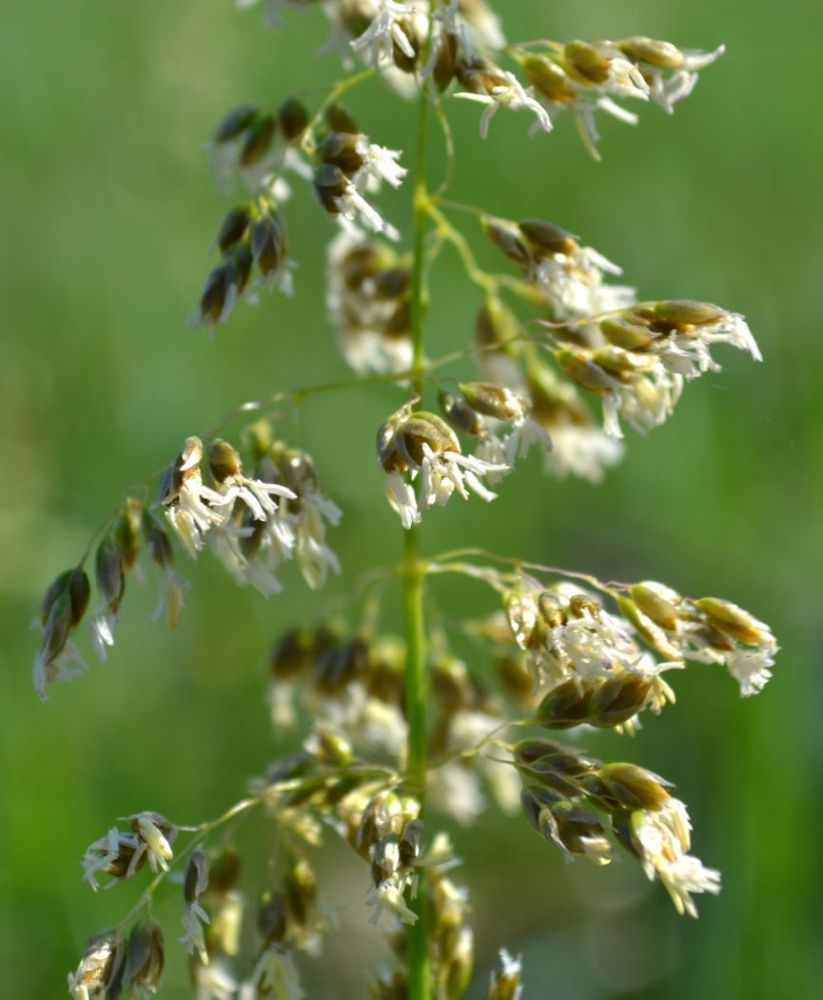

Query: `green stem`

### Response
(403, 533, 429, 788)
(404, 525, 429, 998)
(300, 67, 377, 156)
(404, 74, 432, 1000)
(409, 89, 430, 396)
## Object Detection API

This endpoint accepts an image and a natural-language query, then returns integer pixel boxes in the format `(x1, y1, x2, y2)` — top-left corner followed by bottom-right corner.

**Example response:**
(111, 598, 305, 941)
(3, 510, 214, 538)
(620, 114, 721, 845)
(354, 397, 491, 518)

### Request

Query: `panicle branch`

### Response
(33, 423, 341, 700)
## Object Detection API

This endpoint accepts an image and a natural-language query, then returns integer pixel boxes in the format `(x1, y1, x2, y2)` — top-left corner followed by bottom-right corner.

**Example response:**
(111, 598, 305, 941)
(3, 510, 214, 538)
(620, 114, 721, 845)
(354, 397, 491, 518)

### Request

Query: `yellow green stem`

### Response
(425, 199, 545, 303)
(404, 71, 432, 1000)
(300, 67, 377, 156)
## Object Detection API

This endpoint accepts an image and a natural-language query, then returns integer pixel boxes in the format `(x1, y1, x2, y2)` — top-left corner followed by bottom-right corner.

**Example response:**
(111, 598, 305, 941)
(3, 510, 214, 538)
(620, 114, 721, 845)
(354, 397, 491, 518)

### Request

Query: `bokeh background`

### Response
(2, 1, 821, 996)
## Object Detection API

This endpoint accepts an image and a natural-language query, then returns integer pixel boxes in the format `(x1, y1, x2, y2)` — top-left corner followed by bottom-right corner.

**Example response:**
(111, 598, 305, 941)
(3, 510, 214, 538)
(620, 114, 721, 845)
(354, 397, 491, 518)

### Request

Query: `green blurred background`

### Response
(2, 0, 821, 996)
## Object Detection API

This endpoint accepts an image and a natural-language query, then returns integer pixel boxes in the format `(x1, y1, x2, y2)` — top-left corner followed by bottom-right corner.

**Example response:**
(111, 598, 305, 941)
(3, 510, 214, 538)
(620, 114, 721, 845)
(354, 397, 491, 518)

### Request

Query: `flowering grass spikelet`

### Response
(378, 401, 510, 526)
(624, 797, 722, 918)
(81, 812, 177, 891)
(326, 230, 413, 374)
(349, 1, 419, 67)
(455, 65, 552, 138)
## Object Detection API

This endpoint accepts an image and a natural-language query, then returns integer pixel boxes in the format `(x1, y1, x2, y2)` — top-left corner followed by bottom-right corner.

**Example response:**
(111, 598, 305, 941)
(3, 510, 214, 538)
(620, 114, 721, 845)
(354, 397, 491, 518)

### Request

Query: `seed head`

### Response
(564, 40, 611, 85)
(142, 510, 173, 568)
(599, 316, 656, 351)
(95, 536, 125, 616)
(114, 498, 143, 571)
(258, 888, 288, 947)
(518, 218, 578, 257)
(184, 848, 210, 908)
(535, 679, 593, 729)
(208, 847, 242, 897)
(314, 163, 348, 215)
(195, 261, 240, 326)
(695, 597, 769, 647)
(588, 762, 671, 812)
(239, 113, 277, 167)
(278, 95, 309, 141)
(458, 381, 529, 423)
(325, 103, 359, 134)
(251, 210, 288, 279)
(122, 920, 164, 994)
(33, 568, 91, 699)
(514, 739, 598, 796)
(318, 131, 367, 176)
(629, 581, 682, 629)
(212, 104, 259, 144)
(644, 299, 727, 330)
(68, 928, 125, 1000)
(520, 53, 576, 104)
(617, 37, 685, 69)
(588, 674, 653, 727)
(483, 216, 530, 267)
(433, 29, 459, 93)
(432, 656, 476, 713)
(494, 653, 535, 704)
(40, 567, 90, 628)
(207, 439, 243, 483)
(217, 205, 251, 253)
(534, 594, 564, 632)
(486, 949, 523, 1000)
(396, 413, 461, 465)
(439, 390, 487, 437)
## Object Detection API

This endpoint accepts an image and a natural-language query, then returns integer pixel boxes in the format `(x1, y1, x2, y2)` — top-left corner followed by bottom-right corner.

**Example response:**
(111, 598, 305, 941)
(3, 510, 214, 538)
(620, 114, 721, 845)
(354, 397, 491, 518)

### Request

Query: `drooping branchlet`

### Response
(618, 583, 778, 696)
(556, 300, 761, 438)
(513, 36, 724, 159)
